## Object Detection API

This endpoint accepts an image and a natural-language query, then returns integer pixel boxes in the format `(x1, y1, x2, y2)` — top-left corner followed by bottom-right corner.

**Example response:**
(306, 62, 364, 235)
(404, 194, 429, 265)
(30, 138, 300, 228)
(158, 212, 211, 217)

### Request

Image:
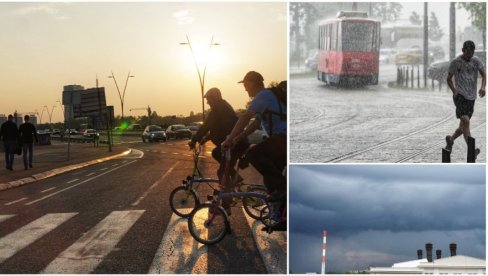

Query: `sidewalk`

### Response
(0, 141, 130, 191)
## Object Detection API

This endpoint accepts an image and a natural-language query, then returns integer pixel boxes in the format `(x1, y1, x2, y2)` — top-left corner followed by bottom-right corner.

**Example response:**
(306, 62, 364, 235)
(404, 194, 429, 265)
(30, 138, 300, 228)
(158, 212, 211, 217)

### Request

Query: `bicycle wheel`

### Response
(243, 187, 268, 220)
(169, 186, 199, 217)
(188, 203, 229, 245)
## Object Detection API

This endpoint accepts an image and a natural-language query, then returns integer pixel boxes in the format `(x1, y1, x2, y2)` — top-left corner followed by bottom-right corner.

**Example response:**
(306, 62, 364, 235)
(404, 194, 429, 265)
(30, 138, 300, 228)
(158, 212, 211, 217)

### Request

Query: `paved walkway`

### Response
(0, 142, 130, 191)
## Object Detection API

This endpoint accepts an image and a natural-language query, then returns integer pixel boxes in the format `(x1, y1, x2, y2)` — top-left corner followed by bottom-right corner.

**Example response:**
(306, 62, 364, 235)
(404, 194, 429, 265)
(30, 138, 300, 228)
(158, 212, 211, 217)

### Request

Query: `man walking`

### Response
(445, 40, 486, 157)
(0, 114, 19, 170)
(19, 115, 38, 170)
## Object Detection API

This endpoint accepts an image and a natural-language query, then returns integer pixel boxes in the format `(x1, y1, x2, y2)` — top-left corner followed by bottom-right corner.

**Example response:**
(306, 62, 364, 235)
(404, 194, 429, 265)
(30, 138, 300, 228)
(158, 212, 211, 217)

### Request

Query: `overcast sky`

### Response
(289, 165, 486, 273)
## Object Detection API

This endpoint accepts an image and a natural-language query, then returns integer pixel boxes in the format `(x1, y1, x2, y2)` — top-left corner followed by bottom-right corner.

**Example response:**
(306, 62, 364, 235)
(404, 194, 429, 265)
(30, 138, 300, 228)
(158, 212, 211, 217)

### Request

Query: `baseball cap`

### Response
(238, 71, 264, 83)
(204, 87, 222, 98)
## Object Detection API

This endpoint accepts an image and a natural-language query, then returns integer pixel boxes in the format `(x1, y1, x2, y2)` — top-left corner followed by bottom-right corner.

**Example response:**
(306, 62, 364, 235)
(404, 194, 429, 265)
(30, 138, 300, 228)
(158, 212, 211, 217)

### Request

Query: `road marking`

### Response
(149, 210, 207, 274)
(41, 187, 56, 193)
(111, 163, 119, 167)
(4, 197, 28, 206)
(25, 160, 137, 206)
(86, 172, 95, 177)
(72, 171, 84, 175)
(243, 213, 287, 274)
(172, 152, 179, 155)
(42, 210, 145, 273)
(131, 161, 180, 206)
(100, 167, 108, 171)
(0, 215, 15, 223)
(67, 179, 79, 184)
(0, 213, 77, 264)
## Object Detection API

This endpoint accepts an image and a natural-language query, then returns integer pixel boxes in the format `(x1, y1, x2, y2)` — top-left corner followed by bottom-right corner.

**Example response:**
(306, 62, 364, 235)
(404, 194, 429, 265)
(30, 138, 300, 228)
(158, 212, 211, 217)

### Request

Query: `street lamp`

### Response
(108, 71, 135, 124)
(43, 105, 56, 129)
(180, 35, 220, 121)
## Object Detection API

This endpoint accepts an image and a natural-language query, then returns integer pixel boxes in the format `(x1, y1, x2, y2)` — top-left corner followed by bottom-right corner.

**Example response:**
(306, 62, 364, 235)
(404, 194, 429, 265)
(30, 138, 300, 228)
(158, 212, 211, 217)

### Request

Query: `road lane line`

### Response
(243, 213, 287, 274)
(100, 167, 108, 171)
(111, 163, 118, 167)
(149, 210, 207, 274)
(42, 210, 145, 273)
(0, 213, 77, 263)
(40, 187, 56, 193)
(72, 171, 83, 175)
(86, 172, 95, 177)
(131, 162, 180, 207)
(66, 179, 79, 184)
(0, 215, 15, 223)
(172, 152, 179, 155)
(25, 160, 137, 206)
(4, 197, 28, 206)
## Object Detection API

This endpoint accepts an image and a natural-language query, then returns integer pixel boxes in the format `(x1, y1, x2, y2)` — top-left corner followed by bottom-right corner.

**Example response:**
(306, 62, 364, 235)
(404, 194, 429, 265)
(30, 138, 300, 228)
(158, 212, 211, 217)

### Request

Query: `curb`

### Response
(0, 149, 132, 192)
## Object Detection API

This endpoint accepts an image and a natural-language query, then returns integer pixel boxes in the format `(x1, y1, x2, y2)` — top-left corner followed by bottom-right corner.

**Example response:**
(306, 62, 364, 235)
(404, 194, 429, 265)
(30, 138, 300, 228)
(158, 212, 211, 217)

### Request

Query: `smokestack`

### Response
(321, 230, 327, 274)
(417, 249, 423, 259)
(436, 250, 442, 259)
(449, 243, 457, 256)
(426, 243, 433, 262)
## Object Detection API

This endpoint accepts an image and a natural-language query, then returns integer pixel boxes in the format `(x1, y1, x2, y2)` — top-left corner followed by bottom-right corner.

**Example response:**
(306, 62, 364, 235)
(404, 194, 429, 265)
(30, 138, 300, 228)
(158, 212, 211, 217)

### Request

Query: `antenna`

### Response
(321, 230, 327, 274)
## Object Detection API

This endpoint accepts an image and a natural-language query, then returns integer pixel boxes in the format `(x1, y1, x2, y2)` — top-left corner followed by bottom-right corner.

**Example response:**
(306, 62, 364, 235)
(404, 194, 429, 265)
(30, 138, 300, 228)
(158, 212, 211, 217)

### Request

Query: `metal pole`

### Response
(449, 3, 456, 61)
(423, 2, 428, 88)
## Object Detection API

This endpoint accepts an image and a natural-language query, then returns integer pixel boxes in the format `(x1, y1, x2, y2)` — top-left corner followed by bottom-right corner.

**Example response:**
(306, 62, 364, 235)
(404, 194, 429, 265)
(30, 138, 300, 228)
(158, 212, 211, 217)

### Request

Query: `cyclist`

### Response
(222, 71, 286, 224)
(188, 88, 249, 213)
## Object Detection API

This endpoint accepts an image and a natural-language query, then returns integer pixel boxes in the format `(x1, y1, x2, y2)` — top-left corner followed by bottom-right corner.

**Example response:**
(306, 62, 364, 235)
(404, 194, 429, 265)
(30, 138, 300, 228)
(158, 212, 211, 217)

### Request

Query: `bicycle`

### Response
(169, 142, 267, 218)
(187, 149, 287, 245)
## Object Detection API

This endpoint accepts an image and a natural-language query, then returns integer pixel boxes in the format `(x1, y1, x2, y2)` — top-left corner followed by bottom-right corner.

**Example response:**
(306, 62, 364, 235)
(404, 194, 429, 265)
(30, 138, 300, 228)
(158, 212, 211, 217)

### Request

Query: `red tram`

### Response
(317, 11, 381, 85)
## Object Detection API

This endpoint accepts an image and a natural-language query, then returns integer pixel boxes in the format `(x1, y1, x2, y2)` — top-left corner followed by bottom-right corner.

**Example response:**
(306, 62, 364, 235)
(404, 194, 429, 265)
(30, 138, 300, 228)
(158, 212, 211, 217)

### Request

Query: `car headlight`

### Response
(150, 133, 155, 137)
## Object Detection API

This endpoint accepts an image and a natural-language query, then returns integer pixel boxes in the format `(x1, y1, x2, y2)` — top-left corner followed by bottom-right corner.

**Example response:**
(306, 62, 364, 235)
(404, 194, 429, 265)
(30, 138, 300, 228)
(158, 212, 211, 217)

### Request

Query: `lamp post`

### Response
(44, 105, 56, 130)
(108, 71, 135, 124)
(180, 35, 220, 121)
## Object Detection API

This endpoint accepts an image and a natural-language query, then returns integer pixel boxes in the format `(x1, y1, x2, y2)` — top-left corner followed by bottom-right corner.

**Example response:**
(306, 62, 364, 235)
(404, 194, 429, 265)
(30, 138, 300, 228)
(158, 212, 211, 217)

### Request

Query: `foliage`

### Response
(371, 2, 403, 23)
(409, 11, 422, 25)
(428, 12, 444, 41)
(289, 3, 319, 65)
(458, 2, 486, 49)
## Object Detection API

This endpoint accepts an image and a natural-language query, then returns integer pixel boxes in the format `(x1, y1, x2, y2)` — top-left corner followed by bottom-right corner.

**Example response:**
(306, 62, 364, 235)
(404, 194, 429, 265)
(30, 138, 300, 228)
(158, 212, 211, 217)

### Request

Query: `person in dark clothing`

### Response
(18, 115, 38, 170)
(188, 87, 249, 188)
(0, 114, 19, 170)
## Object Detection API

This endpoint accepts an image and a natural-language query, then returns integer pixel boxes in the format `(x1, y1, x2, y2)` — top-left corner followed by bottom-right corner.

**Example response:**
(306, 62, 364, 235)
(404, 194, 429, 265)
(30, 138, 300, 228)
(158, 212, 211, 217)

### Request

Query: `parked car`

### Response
(142, 125, 167, 142)
(395, 47, 433, 65)
(428, 50, 486, 81)
(128, 124, 143, 131)
(166, 124, 192, 140)
(64, 129, 78, 135)
(83, 129, 99, 138)
(52, 129, 61, 135)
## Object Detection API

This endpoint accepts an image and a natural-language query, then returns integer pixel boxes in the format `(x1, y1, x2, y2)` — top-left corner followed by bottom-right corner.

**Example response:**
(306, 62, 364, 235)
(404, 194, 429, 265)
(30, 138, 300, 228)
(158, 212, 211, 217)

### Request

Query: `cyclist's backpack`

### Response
(263, 81, 287, 136)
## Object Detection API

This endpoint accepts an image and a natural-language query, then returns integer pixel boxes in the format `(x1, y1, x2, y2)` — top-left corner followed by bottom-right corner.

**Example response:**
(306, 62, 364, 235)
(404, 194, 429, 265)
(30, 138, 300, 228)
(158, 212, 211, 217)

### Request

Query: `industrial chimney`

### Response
(436, 250, 442, 259)
(449, 243, 457, 256)
(426, 243, 433, 262)
(321, 230, 327, 274)
(417, 249, 423, 259)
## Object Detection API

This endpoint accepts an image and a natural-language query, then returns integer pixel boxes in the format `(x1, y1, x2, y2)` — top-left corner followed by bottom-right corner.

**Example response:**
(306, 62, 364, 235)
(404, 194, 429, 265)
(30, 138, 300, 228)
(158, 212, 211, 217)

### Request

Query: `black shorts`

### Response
(453, 94, 475, 119)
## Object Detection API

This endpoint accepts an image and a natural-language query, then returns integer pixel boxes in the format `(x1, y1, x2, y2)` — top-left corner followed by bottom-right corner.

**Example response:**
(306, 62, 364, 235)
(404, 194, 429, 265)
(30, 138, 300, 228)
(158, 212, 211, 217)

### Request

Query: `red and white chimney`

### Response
(321, 230, 327, 274)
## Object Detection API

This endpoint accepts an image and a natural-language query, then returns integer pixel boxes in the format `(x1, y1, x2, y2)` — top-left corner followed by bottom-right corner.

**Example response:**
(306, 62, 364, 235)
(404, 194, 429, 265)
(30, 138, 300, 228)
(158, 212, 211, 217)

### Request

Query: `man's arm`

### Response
(222, 110, 255, 150)
(232, 118, 261, 145)
(447, 72, 457, 96)
(479, 67, 486, 97)
(32, 125, 38, 143)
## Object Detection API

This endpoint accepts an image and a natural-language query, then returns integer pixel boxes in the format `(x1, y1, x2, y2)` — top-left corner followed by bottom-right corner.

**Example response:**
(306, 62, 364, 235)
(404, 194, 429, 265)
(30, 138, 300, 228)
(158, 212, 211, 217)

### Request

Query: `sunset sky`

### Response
(0, 2, 287, 123)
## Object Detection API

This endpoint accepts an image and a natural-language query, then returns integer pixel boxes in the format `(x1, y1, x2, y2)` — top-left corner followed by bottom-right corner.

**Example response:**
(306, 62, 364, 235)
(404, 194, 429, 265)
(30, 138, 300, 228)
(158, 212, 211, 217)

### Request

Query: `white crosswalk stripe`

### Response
(42, 210, 145, 274)
(0, 209, 286, 273)
(149, 209, 208, 274)
(0, 213, 77, 263)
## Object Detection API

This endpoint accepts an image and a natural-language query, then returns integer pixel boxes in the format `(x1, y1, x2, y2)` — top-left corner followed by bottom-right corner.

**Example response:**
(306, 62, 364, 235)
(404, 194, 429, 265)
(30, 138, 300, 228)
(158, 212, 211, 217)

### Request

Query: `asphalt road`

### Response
(0, 140, 286, 273)
(290, 65, 486, 163)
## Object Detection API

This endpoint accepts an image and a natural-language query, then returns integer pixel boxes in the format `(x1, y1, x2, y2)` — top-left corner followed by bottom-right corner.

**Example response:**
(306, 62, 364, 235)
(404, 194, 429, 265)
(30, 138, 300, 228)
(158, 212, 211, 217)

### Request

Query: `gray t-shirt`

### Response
(448, 55, 485, 100)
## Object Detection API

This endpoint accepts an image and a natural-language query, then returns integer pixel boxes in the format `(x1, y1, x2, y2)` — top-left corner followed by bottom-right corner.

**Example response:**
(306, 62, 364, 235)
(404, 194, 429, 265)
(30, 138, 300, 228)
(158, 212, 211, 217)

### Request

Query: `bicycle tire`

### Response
(243, 187, 268, 220)
(188, 203, 229, 245)
(260, 205, 279, 227)
(169, 186, 199, 217)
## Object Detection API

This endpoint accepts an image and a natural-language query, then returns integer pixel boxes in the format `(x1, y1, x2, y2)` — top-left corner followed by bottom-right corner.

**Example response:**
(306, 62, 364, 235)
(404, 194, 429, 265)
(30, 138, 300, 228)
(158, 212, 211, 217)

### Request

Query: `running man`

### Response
(445, 40, 486, 157)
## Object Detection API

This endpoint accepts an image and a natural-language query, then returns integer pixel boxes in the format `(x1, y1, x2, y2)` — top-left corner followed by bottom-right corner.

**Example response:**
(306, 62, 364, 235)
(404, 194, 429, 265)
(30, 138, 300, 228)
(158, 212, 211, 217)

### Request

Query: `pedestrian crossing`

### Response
(0, 209, 286, 273)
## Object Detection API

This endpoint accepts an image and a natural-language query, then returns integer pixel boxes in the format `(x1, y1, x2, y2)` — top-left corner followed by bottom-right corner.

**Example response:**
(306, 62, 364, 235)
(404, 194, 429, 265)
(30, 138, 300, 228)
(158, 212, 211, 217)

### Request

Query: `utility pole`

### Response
(449, 2, 456, 61)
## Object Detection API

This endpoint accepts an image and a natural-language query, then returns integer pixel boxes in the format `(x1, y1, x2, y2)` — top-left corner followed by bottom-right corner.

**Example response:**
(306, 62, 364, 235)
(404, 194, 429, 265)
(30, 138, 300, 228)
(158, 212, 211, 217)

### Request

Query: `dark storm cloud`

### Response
(289, 165, 485, 273)
(290, 165, 485, 236)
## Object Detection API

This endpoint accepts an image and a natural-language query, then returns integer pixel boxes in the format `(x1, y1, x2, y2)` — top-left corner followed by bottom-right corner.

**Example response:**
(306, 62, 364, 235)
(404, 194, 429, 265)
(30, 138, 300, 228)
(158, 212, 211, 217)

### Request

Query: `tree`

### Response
(428, 12, 444, 41)
(371, 2, 403, 23)
(409, 11, 422, 25)
(458, 2, 486, 50)
(289, 3, 319, 66)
